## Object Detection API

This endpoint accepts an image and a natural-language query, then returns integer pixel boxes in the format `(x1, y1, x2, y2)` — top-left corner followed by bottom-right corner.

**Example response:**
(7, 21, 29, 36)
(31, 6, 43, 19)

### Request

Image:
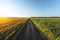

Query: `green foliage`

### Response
(31, 17, 60, 40)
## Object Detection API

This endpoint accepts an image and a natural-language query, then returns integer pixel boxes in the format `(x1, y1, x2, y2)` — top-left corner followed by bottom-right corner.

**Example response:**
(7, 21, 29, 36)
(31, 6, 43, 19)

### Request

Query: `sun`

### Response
(0, 8, 11, 17)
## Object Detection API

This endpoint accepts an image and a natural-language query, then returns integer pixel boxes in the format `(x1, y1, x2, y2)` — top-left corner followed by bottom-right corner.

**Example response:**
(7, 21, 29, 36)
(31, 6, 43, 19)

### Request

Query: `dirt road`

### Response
(14, 20, 48, 40)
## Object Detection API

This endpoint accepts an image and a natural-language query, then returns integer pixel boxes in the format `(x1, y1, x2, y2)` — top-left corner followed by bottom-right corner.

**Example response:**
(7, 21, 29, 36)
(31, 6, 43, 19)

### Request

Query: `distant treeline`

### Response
(31, 17, 60, 18)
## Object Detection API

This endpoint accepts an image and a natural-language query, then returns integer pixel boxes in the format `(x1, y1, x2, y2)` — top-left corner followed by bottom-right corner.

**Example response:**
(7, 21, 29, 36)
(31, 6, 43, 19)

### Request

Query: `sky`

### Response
(0, 0, 60, 17)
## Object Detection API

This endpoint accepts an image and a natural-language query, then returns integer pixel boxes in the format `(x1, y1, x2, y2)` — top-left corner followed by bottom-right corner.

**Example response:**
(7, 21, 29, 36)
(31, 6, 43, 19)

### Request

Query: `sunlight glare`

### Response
(0, 8, 11, 17)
